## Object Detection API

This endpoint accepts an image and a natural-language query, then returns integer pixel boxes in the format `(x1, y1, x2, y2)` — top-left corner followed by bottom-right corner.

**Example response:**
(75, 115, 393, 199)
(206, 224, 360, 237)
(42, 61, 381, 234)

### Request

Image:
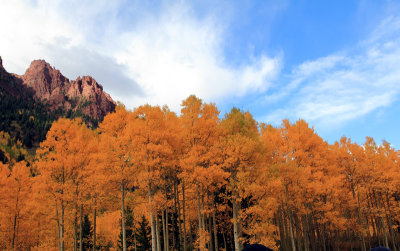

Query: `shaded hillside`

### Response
(0, 56, 116, 154)
(0, 58, 56, 149)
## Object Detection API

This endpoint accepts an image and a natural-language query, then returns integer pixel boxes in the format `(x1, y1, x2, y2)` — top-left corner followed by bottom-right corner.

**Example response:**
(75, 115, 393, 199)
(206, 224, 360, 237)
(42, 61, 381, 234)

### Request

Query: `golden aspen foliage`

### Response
(1, 96, 399, 251)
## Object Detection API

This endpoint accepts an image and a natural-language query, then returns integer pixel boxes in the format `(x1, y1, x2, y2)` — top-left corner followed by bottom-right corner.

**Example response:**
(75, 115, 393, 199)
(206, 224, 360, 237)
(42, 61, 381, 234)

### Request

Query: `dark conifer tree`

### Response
(135, 215, 151, 251)
(82, 214, 93, 250)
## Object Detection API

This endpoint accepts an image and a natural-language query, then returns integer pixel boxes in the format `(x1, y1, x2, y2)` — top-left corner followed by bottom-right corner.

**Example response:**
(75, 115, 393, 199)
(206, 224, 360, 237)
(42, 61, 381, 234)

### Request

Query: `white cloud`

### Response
(0, 0, 82, 73)
(0, 0, 143, 99)
(0, 0, 280, 112)
(114, 3, 280, 110)
(263, 15, 400, 128)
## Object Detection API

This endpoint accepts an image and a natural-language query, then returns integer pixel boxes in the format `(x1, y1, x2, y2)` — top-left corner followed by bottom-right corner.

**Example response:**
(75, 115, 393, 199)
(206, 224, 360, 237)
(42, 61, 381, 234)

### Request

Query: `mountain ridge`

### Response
(0, 56, 116, 150)
(15, 58, 116, 121)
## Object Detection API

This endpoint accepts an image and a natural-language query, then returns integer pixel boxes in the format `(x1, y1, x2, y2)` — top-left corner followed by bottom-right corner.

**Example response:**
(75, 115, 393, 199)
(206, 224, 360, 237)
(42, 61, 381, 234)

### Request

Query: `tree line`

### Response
(0, 95, 399, 251)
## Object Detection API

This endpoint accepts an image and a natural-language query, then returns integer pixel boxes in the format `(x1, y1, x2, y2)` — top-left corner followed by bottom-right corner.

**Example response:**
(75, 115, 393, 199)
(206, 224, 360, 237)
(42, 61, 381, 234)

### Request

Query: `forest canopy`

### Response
(0, 95, 399, 251)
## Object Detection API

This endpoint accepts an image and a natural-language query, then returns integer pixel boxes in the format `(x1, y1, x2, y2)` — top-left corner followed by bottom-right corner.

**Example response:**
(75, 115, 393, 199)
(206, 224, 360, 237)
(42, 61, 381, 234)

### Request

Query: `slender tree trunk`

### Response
(317, 222, 322, 251)
(175, 183, 182, 250)
(277, 208, 287, 251)
(121, 182, 127, 251)
(348, 230, 353, 251)
(381, 209, 389, 248)
(282, 207, 291, 251)
(315, 222, 323, 251)
(208, 216, 213, 250)
(386, 194, 397, 251)
(182, 182, 187, 251)
(356, 192, 366, 251)
(371, 215, 377, 244)
(166, 207, 169, 251)
(232, 200, 242, 251)
(287, 206, 296, 251)
(197, 188, 202, 229)
(173, 195, 178, 250)
(223, 233, 227, 251)
(213, 212, 218, 251)
(197, 187, 204, 251)
(368, 223, 373, 249)
(56, 202, 61, 251)
(321, 224, 326, 251)
(163, 210, 167, 251)
(188, 213, 193, 251)
(60, 167, 65, 251)
(366, 192, 375, 250)
(350, 182, 366, 251)
(201, 195, 206, 235)
(309, 216, 317, 251)
(388, 212, 397, 251)
(375, 191, 389, 248)
(377, 216, 382, 247)
(79, 205, 83, 251)
(295, 214, 302, 251)
(150, 183, 156, 251)
(60, 201, 65, 251)
(74, 184, 79, 251)
(151, 210, 156, 251)
(156, 214, 161, 251)
(284, 186, 296, 251)
(93, 207, 97, 251)
(302, 215, 310, 251)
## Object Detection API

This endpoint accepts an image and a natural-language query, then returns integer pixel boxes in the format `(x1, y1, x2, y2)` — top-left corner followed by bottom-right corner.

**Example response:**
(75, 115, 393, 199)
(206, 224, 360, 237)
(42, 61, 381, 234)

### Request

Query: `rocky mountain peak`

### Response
(2, 57, 116, 123)
(22, 60, 69, 99)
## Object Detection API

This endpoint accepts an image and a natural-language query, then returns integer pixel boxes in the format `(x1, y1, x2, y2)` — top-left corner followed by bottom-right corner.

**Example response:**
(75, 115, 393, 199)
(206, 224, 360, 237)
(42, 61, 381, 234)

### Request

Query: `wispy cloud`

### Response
(3, 0, 399, 128)
(0, 0, 281, 111)
(262, 15, 400, 128)
(113, 3, 281, 110)
(0, 0, 142, 99)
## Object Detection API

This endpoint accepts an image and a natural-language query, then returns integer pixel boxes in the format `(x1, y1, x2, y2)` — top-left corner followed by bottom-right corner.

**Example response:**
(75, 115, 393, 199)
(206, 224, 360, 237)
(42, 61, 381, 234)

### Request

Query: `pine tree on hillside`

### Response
(135, 215, 151, 251)
(82, 214, 93, 250)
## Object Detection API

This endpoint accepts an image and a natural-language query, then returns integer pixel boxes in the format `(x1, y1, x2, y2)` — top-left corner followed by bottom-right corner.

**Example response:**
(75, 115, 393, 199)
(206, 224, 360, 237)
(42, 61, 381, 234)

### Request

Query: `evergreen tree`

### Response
(82, 214, 93, 250)
(135, 215, 151, 251)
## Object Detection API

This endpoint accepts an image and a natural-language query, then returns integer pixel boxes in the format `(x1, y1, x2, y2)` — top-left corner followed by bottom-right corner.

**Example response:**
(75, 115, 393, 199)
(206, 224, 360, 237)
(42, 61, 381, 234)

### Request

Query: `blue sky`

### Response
(1, 0, 400, 146)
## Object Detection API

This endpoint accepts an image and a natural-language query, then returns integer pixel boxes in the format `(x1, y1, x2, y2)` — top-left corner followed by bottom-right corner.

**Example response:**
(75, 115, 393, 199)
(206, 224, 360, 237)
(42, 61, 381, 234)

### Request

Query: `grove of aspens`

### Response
(1, 95, 399, 251)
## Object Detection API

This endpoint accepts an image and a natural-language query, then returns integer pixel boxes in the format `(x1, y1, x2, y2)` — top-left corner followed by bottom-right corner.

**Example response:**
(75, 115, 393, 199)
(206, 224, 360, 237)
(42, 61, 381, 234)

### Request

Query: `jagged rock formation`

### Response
(0, 56, 117, 147)
(18, 59, 116, 121)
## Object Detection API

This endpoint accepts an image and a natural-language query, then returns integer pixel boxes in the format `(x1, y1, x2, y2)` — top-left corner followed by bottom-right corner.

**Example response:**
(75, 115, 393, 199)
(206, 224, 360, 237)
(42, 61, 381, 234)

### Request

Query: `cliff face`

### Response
(12, 58, 116, 121)
(1, 56, 117, 147)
